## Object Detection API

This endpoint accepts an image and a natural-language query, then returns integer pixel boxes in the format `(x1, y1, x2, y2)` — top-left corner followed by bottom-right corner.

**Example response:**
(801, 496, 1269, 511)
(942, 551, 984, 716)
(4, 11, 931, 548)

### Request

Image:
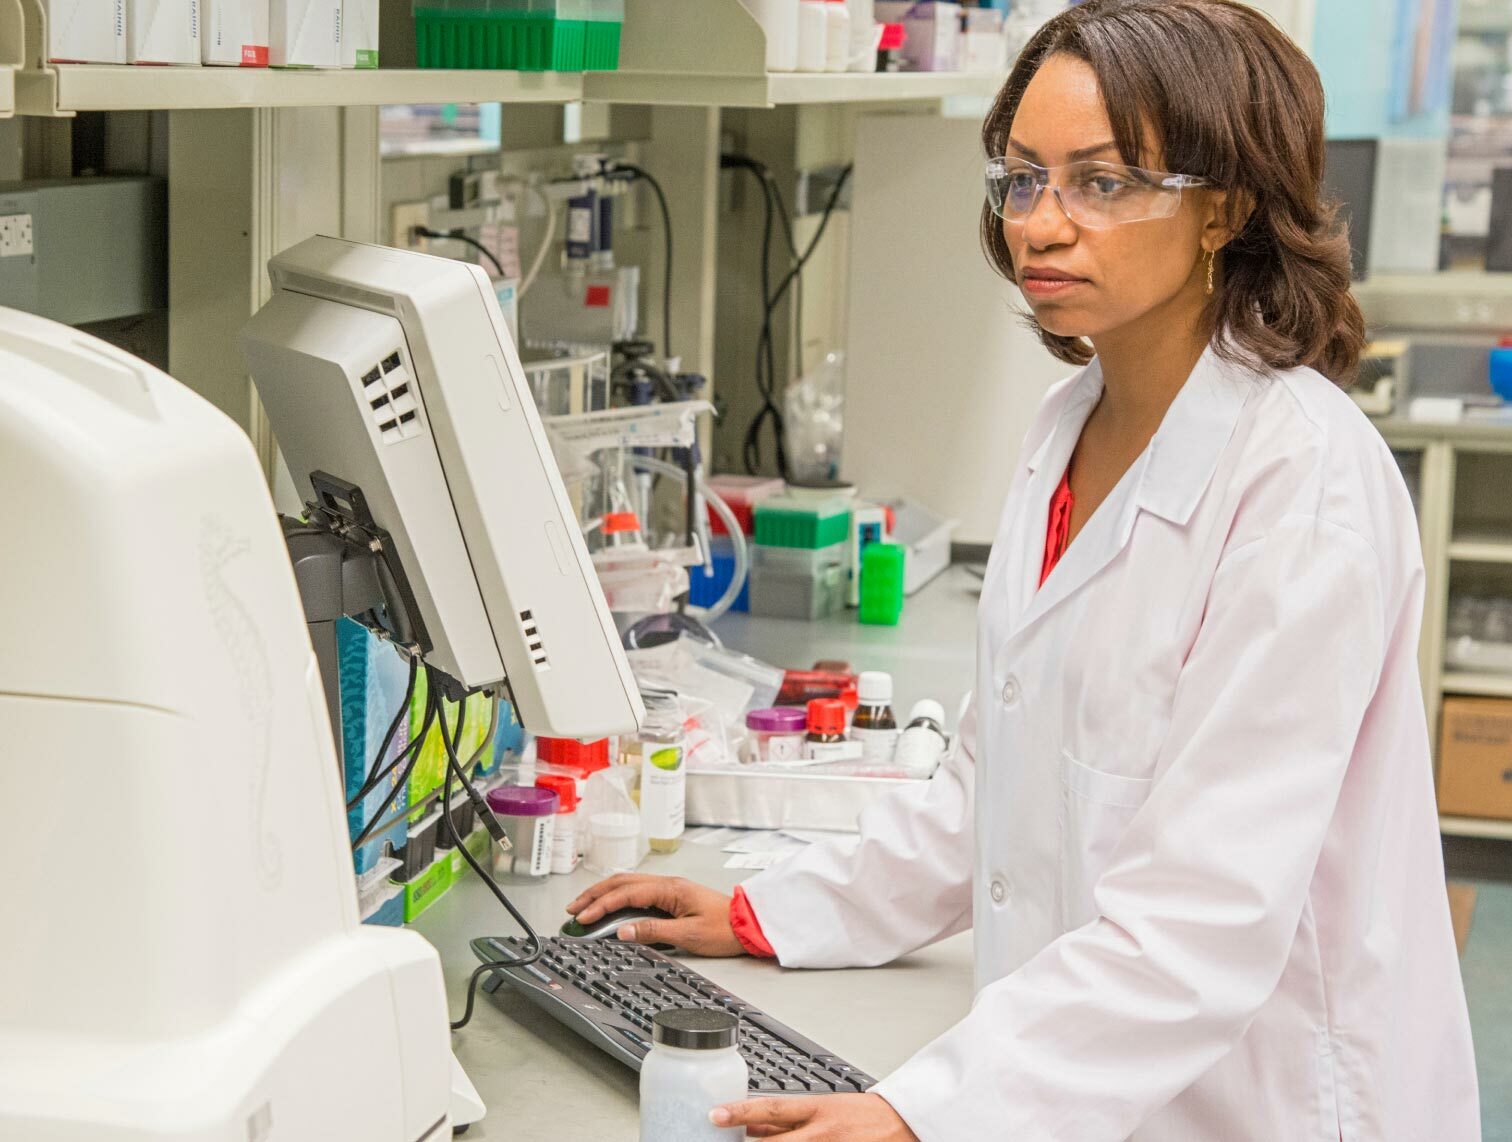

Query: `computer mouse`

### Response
(561, 906, 676, 943)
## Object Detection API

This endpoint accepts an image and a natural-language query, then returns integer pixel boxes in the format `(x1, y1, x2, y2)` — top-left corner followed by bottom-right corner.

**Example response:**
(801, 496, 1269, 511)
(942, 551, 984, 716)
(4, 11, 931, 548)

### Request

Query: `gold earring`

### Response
(1205, 249, 1215, 295)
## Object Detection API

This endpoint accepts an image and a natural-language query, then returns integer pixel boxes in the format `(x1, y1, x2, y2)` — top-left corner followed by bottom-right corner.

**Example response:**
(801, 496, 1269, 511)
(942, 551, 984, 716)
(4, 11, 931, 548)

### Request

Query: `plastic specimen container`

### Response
(745, 706, 809, 763)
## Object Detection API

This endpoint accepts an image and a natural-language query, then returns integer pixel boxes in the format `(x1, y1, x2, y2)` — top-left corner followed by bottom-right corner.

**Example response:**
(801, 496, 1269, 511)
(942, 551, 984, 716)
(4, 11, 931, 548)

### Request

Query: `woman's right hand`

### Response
(565, 874, 747, 958)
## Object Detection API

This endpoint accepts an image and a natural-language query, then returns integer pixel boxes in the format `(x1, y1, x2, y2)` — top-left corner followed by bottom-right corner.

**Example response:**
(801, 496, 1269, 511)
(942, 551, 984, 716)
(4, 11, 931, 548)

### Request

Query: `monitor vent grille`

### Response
(520, 610, 549, 671)
(361, 351, 421, 445)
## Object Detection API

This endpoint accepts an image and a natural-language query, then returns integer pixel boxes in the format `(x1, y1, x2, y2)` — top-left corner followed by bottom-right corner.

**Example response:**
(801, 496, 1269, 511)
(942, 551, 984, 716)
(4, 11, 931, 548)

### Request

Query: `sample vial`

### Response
(534, 773, 581, 875)
(894, 699, 948, 778)
(849, 671, 899, 761)
(640, 1009, 748, 1142)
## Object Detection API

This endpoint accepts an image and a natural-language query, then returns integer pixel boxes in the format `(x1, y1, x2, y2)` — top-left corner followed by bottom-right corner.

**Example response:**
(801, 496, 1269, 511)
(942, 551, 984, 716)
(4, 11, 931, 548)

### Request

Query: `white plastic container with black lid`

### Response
(640, 1008, 748, 1141)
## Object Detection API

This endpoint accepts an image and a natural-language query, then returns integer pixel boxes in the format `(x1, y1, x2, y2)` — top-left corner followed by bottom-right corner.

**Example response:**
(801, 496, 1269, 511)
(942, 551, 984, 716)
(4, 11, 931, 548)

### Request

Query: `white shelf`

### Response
(12, 65, 583, 115)
(1447, 531, 1512, 563)
(1442, 671, 1512, 698)
(0, 67, 12, 118)
(583, 68, 1005, 108)
(577, 0, 1005, 108)
(1440, 814, 1512, 841)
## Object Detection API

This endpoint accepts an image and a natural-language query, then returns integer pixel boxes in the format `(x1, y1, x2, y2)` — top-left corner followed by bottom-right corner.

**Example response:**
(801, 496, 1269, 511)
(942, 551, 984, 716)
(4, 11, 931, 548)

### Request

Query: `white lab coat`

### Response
(741, 344, 1480, 1141)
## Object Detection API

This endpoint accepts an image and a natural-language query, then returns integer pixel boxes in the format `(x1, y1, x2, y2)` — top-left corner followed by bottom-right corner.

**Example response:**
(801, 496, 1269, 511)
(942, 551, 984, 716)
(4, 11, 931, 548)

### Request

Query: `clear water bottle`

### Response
(640, 1009, 748, 1142)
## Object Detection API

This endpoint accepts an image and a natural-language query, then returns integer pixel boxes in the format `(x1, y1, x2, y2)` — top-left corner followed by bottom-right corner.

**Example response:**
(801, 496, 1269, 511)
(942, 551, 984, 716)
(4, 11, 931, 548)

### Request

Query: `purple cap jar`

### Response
(487, 785, 561, 882)
(745, 707, 809, 764)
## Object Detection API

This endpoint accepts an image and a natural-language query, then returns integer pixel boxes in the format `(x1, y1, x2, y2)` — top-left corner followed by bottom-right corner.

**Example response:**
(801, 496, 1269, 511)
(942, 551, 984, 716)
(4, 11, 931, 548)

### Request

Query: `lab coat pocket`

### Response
(1059, 751, 1153, 930)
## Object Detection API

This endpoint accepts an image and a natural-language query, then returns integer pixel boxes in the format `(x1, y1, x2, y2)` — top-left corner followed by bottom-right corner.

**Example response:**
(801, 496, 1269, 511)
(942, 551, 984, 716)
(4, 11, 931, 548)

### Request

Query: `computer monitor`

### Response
(1323, 138, 1379, 281)
(242, 236, 643, 741)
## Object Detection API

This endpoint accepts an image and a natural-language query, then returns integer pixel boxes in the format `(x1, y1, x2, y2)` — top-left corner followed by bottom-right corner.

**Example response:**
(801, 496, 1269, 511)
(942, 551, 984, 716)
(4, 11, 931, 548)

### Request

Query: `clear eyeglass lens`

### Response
(987, 160, 1193, 227)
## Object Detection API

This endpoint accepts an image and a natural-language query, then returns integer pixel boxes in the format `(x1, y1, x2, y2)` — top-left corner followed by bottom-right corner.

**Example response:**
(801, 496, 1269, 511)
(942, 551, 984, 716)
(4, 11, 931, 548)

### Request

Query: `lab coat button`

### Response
(1001, 676, 1020, 706)
(990, 878, 1007, 904)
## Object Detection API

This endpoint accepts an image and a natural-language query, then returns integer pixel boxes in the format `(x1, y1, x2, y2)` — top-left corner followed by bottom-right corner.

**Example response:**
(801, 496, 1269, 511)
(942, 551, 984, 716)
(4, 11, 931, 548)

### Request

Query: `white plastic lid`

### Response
(907, 699, 946, 726)
(857, 670, 893, 704)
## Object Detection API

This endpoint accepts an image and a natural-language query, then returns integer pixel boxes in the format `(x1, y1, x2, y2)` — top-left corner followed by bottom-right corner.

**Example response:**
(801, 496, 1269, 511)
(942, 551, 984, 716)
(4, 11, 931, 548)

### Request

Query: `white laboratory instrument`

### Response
(0, 305, 452, 1140)
(242, 234, 644, 741)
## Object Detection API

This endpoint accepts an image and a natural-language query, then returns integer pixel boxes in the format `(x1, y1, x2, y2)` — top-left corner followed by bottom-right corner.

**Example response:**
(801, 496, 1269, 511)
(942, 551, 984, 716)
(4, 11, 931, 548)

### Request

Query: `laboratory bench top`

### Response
(413, 843, 975, 1140)
(412, 566, 983, 1139)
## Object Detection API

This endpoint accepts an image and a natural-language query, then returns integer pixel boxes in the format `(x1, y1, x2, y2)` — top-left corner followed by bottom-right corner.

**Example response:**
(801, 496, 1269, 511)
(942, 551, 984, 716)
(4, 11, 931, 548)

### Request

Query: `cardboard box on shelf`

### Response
(204, 0, 269, 64)
(128, 0, 202, 63)
(44, 0, 128, 62)
(1438, 696, 1512, 820)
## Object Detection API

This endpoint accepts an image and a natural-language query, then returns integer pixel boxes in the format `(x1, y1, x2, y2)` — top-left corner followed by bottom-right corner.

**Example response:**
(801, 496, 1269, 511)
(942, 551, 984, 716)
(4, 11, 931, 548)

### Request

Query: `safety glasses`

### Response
(985, 157, 1208, 229)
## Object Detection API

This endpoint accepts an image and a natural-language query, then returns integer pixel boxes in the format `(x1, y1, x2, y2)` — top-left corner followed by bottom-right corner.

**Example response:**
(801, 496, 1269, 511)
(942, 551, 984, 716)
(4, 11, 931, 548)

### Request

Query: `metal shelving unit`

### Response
(1440, 815, 1512, 842)
(1441, 671, 1512, 699)
(13, 65, 584, 116)
(1448, 531, 1512, 564)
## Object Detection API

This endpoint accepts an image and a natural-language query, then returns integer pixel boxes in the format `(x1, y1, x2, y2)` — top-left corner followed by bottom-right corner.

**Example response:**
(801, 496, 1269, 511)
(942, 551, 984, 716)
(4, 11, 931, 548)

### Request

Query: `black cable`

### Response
(612, 163, 674, 364)
(345, 653, 419, 811)
(432, 675, 544, 1031)
(722, 154, 804, 359)
(720, 155, 786, 475)
(349, 681, 437, 851)
(417, 226, 506, 280)
(765, 164, 853, 331)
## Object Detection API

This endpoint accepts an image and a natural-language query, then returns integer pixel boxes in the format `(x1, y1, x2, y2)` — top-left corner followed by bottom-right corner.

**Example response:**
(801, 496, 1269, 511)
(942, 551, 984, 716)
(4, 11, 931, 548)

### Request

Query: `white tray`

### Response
(687, 768, 923, 832)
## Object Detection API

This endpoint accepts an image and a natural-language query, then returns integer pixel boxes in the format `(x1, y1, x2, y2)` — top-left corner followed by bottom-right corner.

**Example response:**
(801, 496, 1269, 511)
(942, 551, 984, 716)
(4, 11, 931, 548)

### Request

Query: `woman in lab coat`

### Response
(568, 1, 1481, 1137)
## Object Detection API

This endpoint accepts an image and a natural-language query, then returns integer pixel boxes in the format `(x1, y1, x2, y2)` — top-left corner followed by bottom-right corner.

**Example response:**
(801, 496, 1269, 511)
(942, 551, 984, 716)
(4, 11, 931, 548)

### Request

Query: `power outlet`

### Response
(390, 201, 432, 251)
(0, 213, 34, 258)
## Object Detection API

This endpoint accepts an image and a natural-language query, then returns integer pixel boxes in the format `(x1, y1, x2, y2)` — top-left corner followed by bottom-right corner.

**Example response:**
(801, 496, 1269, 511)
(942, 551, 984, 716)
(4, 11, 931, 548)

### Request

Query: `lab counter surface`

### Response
(412, 845, 975, 1139)
(412, 565, 984, 1139)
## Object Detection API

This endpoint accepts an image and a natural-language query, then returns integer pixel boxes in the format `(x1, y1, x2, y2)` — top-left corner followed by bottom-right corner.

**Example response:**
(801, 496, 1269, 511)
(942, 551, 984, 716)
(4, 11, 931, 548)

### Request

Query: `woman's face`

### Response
(1001, 53, 1214, 343)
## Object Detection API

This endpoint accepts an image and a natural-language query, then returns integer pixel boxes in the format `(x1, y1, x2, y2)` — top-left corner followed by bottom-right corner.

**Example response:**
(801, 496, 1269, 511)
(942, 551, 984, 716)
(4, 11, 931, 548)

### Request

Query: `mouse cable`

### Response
(433, 675, 545, 1031)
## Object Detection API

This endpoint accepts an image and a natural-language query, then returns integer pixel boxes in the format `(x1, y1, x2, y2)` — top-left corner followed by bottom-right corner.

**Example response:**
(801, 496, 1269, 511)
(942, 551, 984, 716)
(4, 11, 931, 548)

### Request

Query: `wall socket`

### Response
(389, 201, 431, 251)
(0, 213, 34, 258)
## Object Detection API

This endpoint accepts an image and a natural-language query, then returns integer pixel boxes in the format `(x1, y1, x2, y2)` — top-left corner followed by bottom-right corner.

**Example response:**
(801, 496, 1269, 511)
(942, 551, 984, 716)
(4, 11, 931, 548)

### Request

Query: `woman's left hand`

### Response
(710, 1092, 920, 1139)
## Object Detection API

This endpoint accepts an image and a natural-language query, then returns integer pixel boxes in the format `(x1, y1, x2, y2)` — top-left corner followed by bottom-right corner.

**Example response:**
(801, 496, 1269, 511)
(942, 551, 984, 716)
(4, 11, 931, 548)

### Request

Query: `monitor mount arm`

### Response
(282, 470, 460, 752)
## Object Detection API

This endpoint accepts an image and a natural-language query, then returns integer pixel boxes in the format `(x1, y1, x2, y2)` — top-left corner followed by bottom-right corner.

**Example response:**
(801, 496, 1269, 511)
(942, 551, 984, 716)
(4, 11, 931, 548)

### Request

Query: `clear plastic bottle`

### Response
(894, 699, 948, 778)
(640, 1009, 748, 1142)
(849, 670, 899, 761)
(639, 699, 686, 854)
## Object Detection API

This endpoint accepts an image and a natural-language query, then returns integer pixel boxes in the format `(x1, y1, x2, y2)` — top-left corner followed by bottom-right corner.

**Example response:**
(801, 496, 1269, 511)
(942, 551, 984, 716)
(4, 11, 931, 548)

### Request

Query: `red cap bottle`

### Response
(806, 698, 848, 741)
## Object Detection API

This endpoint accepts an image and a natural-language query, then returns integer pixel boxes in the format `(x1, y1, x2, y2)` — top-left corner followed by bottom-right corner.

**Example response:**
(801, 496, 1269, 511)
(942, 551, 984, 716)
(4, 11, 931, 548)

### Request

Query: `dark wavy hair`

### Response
(982, 0, 1365, 384)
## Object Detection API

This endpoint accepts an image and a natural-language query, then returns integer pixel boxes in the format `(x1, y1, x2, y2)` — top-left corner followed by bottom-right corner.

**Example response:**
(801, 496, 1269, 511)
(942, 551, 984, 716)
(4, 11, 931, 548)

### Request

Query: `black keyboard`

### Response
(472, 936, 877, 1096)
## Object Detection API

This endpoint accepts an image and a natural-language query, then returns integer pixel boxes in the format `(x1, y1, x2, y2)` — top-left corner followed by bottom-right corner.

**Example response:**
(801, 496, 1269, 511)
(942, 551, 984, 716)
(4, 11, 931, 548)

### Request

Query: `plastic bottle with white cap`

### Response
(894, 699, 949, 778)
(849, 670, 899, 761)
(639, 1009, 748, 1141)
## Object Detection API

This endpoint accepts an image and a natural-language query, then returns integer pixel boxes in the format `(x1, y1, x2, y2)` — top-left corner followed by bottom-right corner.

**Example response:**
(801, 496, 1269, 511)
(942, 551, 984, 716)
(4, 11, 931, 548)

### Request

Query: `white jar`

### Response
(894, 699, 949, 778)
(640, 1010, 748, 1142)
(823, 0, 849, 71)
(741, 0, 798, 71)
(796, 0, 827, 72)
